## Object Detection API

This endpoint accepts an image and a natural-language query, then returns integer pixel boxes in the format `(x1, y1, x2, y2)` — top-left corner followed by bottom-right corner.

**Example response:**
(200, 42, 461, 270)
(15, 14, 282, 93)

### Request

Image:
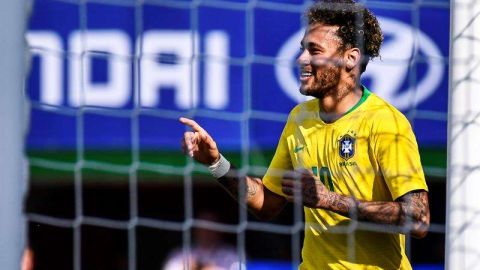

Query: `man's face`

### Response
(297, 23, 345, 98)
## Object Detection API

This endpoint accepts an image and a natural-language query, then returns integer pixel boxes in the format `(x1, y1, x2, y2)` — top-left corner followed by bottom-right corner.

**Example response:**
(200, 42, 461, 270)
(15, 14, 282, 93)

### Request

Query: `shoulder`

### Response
(363, 93, 412, 132)
(287, 98, 318, 123)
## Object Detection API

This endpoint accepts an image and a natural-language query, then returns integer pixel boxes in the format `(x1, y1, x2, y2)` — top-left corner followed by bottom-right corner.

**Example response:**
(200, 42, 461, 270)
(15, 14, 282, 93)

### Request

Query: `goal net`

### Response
(24, 0, 450, 269)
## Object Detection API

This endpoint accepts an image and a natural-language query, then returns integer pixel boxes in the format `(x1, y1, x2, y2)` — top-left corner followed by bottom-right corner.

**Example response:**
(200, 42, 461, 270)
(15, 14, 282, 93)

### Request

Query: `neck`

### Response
(318, 82, 363, 123)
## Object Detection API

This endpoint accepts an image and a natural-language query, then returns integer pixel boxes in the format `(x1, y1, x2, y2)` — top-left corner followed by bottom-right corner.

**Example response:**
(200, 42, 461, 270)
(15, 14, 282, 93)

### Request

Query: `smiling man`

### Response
(180, 0, 430, 269)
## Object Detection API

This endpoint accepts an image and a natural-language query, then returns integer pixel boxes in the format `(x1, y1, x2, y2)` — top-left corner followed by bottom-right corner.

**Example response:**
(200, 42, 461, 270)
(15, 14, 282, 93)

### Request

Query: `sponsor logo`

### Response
(27, 30, 230, 110)
(294, 145, 305, 153)
(275, 16, 444, 111)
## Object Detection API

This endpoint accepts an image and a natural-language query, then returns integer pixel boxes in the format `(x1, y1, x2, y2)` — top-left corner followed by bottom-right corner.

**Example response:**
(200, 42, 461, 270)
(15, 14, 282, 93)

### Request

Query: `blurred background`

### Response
(24, 0, 449, 269)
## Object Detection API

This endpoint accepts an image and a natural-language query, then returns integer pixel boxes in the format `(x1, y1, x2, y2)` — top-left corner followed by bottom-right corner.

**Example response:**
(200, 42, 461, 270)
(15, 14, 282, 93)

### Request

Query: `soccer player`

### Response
(180, 0, 430, 269)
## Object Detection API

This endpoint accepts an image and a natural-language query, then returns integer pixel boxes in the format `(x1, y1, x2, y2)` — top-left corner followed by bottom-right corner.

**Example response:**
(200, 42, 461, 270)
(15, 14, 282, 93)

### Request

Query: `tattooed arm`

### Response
(179, 117, 287, 221)
(282, 169, 430, 238)
(217, 166, 287, 220)
(346, 190, 430, 238)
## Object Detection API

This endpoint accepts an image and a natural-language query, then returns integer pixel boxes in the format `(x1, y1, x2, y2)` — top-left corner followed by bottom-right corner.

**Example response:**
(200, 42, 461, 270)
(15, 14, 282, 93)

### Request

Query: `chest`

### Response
(289, 121, 370, 163)
(286, 119, 379, 195)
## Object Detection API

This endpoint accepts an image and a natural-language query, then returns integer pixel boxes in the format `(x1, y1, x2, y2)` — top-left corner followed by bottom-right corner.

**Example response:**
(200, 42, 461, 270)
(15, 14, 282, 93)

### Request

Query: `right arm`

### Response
(180, 117, 287, 220)
(217, 166, 287, 220)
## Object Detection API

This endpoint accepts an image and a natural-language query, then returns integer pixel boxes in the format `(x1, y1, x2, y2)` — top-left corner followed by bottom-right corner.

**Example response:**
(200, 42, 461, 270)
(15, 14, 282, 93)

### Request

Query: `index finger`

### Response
(179, 117, 205, 133)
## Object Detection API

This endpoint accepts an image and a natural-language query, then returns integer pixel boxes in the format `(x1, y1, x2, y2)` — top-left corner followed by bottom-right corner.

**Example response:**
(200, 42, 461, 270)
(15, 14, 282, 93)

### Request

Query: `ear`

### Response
(344, 48, 361, 71)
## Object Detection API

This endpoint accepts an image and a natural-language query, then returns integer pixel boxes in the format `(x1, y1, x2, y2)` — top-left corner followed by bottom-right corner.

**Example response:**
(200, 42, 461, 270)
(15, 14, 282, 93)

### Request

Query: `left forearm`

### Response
(322, 191, 430, 238)
(280, 170, 430, 238)
(356, 200, 404, 225)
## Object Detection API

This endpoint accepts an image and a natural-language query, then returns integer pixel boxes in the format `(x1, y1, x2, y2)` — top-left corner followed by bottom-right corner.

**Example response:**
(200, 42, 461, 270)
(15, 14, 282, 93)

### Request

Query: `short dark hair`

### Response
(306, 0, 383, 73)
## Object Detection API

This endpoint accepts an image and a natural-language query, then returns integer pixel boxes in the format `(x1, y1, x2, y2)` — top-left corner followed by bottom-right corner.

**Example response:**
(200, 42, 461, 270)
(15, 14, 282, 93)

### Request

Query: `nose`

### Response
(296, 49, 310, 67)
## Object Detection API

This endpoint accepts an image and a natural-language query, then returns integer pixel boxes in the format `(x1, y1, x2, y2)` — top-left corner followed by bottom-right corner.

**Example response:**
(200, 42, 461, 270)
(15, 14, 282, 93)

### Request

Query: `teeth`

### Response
(301, 72, 312, 77)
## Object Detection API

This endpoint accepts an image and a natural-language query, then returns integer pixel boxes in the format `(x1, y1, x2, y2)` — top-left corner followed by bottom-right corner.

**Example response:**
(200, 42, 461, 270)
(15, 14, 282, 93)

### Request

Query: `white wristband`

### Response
(208, 154, 231, 179)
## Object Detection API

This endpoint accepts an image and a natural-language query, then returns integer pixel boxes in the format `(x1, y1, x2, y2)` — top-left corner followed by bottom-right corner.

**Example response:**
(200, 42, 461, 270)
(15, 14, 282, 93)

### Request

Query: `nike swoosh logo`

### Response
(294, 145, 305, 153)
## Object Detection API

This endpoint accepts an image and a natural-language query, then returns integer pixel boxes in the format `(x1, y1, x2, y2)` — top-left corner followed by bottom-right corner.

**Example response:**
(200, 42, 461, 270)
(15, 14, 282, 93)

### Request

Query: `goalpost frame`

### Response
(447, 0, 480, 269)
(0, 0, 28, 269)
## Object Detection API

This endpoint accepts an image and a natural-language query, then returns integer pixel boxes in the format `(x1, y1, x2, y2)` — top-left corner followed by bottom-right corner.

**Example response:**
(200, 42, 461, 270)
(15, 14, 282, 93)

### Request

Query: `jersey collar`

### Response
(344, 85, 371, 116)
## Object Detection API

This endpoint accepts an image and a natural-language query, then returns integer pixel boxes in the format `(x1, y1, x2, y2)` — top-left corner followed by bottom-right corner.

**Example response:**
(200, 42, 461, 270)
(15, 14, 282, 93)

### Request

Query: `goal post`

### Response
(447, 0, 480, 269)
(0, 0, 28, 269)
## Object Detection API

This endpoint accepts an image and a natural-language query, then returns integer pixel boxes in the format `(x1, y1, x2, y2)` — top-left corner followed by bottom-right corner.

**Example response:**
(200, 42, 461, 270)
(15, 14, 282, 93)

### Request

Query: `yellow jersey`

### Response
(262, 87, 428, 270)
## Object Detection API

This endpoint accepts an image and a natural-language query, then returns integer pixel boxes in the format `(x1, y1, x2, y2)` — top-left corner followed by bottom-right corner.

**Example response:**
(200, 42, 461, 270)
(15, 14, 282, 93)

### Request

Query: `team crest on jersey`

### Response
(339, 134, 355, 160)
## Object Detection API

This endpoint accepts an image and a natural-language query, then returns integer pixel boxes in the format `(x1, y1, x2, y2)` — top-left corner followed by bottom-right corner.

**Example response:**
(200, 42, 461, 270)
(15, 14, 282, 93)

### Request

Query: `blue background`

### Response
(26, 0, 450, 151)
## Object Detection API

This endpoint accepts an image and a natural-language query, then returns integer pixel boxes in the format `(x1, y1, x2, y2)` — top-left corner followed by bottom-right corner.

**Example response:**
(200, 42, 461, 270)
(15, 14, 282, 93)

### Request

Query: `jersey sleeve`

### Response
(371, 108, 428, 200)
(262, 119, 293, 197)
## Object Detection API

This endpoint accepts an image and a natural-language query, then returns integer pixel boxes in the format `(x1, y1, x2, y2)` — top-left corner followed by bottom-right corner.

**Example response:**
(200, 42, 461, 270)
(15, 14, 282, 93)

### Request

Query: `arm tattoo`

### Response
(247, 182, 258, 197)
(400, 191, 430, 235)
(357, 201, 403, 224)
(322, 190, 430, 237)
(217, 164, 261, 201)
(355, 190, 430, 237)
(321, 191, 355, 215)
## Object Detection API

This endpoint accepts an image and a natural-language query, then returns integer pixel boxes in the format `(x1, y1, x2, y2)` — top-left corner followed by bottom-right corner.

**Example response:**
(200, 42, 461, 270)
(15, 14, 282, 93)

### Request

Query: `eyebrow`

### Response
(300, 41, 324, 50)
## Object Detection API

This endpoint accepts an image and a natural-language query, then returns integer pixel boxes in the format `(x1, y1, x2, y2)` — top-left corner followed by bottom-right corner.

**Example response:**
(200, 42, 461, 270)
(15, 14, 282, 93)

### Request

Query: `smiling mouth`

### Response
(300, 71, 312, 81)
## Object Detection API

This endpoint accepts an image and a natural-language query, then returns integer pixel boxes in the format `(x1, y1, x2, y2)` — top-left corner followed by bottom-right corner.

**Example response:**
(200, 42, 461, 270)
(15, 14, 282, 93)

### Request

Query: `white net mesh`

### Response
(25, 0, 449, 269)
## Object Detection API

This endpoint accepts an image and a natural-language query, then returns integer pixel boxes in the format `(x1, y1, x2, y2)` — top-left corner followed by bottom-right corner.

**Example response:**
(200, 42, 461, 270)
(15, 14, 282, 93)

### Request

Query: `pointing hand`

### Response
(179, 117, 220, 165)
